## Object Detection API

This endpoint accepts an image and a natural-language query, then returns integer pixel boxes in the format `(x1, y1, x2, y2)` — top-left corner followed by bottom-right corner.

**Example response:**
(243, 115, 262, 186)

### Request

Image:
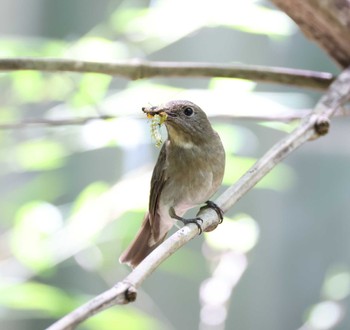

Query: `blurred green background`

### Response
(1, 0, 349, 329)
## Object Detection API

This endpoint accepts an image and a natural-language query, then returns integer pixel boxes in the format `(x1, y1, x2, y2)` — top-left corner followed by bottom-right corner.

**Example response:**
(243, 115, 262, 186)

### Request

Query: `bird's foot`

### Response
(200, 200, 224, 224)
(169, 207, 203, 234)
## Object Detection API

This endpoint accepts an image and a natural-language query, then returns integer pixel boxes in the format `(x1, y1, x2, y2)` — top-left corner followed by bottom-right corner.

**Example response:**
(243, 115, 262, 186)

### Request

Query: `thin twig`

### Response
(0, 115, 114, 130)
(211, 106, 349, 122)
(0, 58, 334, 90)
(46, 66, 350, 330)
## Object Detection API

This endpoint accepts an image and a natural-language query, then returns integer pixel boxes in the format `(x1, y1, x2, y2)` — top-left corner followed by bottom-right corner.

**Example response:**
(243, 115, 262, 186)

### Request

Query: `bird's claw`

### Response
(169, 207, 203, 234)
(180, 217, 203, 235)
(201, 201, 224, 224)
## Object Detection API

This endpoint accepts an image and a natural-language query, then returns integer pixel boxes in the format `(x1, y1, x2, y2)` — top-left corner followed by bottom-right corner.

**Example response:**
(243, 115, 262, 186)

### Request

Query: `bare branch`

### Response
(46, 66, 350, 330)
(2, 107, 350, 130)
(271, 0, 350, 67)
(211, 106, 350, 122)
(0, 58, 334, 90)
(0, 115, 114, 130)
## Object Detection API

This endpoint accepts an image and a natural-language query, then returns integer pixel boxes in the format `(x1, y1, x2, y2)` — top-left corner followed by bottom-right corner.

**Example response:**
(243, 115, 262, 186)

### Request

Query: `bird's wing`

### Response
(148, 142, 168, 242)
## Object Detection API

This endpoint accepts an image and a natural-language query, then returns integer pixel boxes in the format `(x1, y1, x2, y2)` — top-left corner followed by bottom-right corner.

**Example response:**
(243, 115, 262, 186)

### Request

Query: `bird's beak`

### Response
(142, 106, 168, 124)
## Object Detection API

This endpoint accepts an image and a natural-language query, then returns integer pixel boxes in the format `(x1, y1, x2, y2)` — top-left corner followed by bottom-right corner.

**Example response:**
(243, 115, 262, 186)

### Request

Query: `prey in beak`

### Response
(142, 106, 168, 122)
(142, 106, 168, 147)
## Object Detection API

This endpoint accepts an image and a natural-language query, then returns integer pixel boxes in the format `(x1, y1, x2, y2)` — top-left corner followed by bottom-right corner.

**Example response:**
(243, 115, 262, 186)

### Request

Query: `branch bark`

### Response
(271, 0, 350, 68)
(46, 66, 350, 330)
(0, 58, 334, 90)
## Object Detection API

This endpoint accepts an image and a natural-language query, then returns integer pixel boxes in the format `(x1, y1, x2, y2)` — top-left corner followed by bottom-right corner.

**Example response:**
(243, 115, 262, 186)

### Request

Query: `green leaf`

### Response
(85, 306, 163, 330)
(70, 73, 112, 108)
(0, 106, 20, 122)
(115, 210, 146, 238)
(322, 265, 350, 301)
(205, 214, 259, 252)
(41, 40, 67, 57)
(68, 37, 128, 61)
(259, 121, 298, 133)
(223, 155, 296, 191)
(109, 1, 294, 54)
(110, 8, 148, 34)
(213, 123, 246, 154)
(219, 4, 295, 36)
(0, 281, 75, 316)
(45, 75, 74, 100)
(11, 201, 63, 271)
(158, 247, 202, 279)
(209, 78, 256, 92)
(71, 181, 110, 215)
(15, 139, 67, 171)
(12, 71, 46, 103)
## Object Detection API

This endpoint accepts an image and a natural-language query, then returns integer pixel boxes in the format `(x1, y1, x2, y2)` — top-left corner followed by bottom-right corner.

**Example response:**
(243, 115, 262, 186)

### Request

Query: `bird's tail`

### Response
(119, 213, 168, 268)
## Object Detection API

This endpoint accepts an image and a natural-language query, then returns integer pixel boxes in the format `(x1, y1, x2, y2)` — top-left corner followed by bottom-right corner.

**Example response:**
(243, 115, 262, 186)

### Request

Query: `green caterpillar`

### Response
(150, 114, 163, 148)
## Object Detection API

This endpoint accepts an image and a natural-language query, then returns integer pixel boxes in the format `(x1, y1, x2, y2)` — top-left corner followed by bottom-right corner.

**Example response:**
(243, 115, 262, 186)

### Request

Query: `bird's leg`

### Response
(199, 200, 224, 224)
(169, 207, 203, 234)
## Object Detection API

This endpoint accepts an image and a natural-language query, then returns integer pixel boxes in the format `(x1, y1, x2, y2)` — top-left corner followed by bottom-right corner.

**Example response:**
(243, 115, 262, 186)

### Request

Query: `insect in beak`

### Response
(144, 110, 168, 148)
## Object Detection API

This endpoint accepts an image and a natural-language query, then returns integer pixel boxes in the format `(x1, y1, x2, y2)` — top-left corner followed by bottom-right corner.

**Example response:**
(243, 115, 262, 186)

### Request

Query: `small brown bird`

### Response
(119, 100, 225, 268)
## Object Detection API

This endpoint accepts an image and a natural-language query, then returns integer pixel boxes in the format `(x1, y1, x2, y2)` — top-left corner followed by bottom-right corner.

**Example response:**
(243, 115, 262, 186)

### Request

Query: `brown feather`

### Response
(120, 144, 171, 268)
(119, 212, 167, 268)
(148, 142, 168, 241)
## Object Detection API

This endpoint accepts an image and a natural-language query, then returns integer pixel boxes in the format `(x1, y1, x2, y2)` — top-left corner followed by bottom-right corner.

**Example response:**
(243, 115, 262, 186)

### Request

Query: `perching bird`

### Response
(119, 100, 225, 268)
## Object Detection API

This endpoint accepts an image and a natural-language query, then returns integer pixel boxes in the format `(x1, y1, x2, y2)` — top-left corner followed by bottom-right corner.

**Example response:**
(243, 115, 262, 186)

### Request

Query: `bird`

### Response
(119, 100, 225, 268)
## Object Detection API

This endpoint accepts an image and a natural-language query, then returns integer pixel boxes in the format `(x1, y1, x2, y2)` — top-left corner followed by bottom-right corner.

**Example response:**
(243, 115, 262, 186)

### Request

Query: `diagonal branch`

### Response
(46, 66, 350, 330)
(0, 58, 334, 90)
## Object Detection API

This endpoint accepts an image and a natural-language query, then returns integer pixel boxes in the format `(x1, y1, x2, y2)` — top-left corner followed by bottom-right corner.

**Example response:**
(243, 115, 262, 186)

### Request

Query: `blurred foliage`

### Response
(84, 307, 163, 330)
(15, 139, 67, 171)
(205, 213, 259, 253)
(0, 0, 347, 330)
(11, 201, 62, 271)
(0, 281, 76, 316)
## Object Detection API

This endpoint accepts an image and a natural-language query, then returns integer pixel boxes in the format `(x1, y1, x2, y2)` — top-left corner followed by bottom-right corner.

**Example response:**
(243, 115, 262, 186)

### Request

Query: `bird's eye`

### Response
(183, 107, 194, 116)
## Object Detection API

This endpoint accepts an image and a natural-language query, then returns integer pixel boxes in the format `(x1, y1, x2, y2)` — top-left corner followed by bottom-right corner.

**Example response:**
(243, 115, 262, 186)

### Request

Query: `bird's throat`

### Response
(166, 125, 194, 149)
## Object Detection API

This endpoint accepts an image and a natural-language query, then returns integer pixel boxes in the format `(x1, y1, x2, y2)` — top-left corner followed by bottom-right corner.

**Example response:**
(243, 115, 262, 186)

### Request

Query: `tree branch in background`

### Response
(0, 58, 334, 90)
(46, 66, 350, 330)
(1, 107, 350, 130)
(0, 115, 114, 129)
(271, 0, 350, 68)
